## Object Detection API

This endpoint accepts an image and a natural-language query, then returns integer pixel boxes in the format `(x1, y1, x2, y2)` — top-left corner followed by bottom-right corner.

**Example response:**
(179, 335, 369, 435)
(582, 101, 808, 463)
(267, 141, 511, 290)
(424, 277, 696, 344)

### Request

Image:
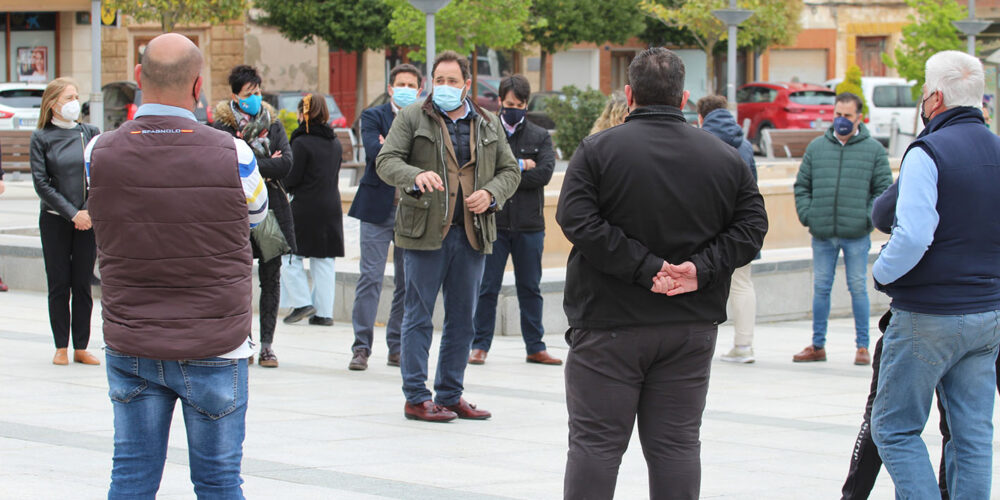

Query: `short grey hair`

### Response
(925, 50, 984, 108)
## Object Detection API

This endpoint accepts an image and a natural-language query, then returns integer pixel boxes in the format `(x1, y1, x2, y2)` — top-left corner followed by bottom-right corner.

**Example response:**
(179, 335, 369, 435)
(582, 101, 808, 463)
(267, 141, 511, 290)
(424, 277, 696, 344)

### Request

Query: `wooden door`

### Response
(856, 37, 887, 77)
(329, 50, 358, 122)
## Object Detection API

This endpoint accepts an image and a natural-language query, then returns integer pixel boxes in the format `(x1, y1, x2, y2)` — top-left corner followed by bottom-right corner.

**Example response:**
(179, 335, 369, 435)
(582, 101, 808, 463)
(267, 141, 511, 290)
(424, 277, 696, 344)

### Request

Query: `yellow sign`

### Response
(101, 6, 117, 26)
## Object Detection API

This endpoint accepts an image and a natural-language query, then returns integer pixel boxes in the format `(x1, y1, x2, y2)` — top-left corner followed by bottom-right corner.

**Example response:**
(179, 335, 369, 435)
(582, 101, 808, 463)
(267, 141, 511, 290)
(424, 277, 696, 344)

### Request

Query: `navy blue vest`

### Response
(883, 107, 1000, 314)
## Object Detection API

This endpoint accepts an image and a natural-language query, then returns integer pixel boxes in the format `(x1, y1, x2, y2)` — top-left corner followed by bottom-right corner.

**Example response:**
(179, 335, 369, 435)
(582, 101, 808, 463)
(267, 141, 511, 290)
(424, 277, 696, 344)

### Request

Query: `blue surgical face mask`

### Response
(238, 93, 262, 116)
(432, 84, 465, 112)
(392, 87, 418, 108)
(833, 116, 855, 136)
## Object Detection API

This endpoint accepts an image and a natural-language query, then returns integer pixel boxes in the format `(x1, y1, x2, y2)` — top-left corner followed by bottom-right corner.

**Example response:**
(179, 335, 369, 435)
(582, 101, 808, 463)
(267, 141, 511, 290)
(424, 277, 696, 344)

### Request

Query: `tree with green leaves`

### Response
(883, 0, 965, 100)
(836, 65, 869, 115)
(256, 0, 394, 121)
(639, 0, 802, 93)
(386, 0, 531, 63)
(104, 0, 246, 33)
(526, 0, 646, 91)
(545, 85, 608, 159)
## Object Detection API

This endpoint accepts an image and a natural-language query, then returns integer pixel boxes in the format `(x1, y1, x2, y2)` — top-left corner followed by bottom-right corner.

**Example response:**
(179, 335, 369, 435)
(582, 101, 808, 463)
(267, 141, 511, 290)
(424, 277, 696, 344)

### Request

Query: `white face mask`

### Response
(59, 100, 81, 122)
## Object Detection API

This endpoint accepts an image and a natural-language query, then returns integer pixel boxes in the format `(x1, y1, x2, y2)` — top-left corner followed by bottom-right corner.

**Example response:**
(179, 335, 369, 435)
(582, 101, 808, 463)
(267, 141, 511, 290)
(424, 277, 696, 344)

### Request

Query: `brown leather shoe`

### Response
(404, 400, 457, 422)
(258, 347, 278, 368)
(793, 345, 827, 362)
(52, 348, 68, 365)
(443, 398, 492, 420)
(387, 352, 401, 367)
(855, 347, 871, 366)
(349, 350, 369, 371)
(526, 350, 563, 365)
(73, 350, 100, 365)
(468, 349, 487, 365)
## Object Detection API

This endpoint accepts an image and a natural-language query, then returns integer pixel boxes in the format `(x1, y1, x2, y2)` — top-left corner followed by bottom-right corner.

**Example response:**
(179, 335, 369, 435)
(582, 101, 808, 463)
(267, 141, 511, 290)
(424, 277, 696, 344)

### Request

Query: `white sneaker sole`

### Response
(720, 356, 755, 364)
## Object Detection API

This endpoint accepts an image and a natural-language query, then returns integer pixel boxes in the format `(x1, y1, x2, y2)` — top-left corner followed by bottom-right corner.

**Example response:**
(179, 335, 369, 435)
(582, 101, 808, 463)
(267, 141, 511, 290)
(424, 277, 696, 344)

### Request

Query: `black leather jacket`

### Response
(495, 119, 555, 232)
(30, 124, 100, 220)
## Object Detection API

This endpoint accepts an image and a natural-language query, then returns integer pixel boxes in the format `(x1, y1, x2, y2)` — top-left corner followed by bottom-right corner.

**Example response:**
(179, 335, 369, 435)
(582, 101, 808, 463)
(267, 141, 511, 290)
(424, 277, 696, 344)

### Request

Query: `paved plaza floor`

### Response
(1, 289, 997, 499)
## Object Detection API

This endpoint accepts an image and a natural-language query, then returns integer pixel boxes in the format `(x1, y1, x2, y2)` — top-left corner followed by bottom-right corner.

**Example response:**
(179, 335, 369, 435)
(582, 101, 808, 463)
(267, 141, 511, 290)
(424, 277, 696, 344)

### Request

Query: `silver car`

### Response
(0, 83, 46, 130)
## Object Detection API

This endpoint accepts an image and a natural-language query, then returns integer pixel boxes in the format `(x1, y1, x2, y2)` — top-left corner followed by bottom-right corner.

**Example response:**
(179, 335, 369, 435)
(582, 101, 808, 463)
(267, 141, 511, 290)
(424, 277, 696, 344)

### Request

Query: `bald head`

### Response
(138, 33, 203, 95)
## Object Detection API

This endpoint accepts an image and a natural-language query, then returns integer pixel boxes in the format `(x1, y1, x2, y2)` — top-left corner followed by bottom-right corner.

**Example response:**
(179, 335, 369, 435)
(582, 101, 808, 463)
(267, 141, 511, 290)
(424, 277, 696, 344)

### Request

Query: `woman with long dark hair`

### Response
(30, 77, 101, 365)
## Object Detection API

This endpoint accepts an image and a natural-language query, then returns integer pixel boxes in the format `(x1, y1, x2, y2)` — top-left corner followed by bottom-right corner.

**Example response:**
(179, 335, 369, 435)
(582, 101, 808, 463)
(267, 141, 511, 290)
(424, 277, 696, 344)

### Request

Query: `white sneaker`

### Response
(721, 346, 755, 364)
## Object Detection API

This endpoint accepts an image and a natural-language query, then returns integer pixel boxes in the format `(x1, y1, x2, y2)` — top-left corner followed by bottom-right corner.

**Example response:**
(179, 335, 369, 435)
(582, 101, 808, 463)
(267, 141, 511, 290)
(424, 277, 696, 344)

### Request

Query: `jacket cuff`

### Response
(635, 254, 664, 290)
(691, 253, 711, 290)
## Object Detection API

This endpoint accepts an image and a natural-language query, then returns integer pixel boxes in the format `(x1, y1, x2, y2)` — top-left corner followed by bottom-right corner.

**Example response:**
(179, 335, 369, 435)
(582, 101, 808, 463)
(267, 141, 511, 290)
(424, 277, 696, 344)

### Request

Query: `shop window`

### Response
(7, 12, 58, 84)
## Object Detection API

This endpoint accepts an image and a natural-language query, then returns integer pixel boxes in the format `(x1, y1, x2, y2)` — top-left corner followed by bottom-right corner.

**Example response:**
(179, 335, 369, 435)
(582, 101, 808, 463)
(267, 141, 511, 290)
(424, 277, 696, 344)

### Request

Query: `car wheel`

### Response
(755, 123, 772, 148)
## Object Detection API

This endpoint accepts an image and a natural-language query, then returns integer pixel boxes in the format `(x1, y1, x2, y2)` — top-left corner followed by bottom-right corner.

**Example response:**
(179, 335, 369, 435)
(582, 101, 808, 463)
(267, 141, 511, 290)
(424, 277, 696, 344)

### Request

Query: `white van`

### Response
(824, 77, 918, 143)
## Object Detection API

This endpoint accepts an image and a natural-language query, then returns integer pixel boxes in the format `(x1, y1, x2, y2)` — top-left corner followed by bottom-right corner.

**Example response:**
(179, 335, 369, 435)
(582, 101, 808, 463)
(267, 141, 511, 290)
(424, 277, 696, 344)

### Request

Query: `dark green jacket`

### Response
(794, 123, 892, 240)
(375, 98, 520, 253)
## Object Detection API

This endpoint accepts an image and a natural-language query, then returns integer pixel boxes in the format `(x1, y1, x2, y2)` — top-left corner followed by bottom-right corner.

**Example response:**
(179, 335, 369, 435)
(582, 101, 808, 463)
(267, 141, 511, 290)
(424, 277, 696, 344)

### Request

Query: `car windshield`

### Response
(873, 85, 918, 108)
(789, 91, 835, 106)
(0, 89, 44, 108)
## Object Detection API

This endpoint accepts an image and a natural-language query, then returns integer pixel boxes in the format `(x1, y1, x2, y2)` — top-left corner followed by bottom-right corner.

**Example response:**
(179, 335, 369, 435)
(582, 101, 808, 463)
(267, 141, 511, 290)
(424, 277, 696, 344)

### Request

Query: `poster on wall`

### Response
(17, 46, 47, 83)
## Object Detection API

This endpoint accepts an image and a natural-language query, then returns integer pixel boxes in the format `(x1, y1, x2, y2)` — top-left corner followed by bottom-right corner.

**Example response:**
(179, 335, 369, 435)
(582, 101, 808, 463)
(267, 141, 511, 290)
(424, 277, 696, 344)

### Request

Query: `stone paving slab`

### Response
(1, 289, 998, 499)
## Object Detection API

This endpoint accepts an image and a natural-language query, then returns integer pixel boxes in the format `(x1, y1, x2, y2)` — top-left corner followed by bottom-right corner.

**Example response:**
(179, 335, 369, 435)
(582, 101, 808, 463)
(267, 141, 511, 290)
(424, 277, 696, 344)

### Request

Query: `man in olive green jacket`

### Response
(793, 92, 892, 366)
(376, 51, 520, 422)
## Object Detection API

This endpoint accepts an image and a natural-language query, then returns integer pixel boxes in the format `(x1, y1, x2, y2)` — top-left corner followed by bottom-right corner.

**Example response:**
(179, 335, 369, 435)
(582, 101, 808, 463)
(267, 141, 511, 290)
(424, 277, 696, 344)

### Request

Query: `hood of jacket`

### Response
(700, 108, 744, 149)
(213, 100, 279, 130)
(823, 121, 872, 145)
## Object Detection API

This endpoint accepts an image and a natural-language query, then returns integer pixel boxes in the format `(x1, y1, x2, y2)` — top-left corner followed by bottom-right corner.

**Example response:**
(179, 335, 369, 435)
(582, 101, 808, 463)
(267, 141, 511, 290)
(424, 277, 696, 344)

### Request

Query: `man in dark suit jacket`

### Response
(346, 63, 423, 370)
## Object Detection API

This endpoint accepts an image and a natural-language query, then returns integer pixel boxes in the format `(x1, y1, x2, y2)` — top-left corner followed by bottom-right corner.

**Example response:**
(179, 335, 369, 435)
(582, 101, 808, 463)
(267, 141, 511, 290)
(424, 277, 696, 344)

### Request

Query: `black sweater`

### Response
(496, 119, 555, 232)
(556, 105, 768, 328)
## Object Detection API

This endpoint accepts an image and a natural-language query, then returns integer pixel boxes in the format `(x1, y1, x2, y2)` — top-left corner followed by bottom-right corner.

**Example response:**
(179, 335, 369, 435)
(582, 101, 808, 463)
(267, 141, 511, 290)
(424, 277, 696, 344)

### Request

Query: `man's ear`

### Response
(625, 85, 635, 111)
(193, 76, 203, 100)
(679, 90, 690, 110)
(135, 64, 142, 89)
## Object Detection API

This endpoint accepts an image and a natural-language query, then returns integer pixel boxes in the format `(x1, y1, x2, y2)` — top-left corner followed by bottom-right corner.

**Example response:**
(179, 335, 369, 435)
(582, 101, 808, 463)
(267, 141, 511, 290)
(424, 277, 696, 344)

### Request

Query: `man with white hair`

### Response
(869, 50, 1000, 499)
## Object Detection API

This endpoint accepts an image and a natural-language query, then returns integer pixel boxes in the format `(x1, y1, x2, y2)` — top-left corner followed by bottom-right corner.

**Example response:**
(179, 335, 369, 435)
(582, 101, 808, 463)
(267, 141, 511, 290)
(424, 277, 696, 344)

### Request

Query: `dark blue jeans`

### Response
(106, 348, 248, 500)
(400, 228, 485, 406)
(473, 229, 546, 354)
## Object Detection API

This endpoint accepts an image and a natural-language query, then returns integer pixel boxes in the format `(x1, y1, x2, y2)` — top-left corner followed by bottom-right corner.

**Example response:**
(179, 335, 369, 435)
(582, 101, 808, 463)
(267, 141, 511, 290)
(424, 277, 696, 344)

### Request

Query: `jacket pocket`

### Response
(396, 193, 431, 239)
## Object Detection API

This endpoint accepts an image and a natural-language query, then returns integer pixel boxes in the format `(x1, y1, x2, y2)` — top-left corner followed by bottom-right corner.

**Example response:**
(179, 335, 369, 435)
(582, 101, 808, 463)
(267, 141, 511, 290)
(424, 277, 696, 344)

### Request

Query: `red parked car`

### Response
(736, 82, 836, 145)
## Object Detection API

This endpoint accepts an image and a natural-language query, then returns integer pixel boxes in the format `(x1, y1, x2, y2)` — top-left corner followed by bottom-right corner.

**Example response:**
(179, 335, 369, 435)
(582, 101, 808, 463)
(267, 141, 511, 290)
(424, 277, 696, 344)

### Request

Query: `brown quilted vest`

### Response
(88, 114, 253, 360)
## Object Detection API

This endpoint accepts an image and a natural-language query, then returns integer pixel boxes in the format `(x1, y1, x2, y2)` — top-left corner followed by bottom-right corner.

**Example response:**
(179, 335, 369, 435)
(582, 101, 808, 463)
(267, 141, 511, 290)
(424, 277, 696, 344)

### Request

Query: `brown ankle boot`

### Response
(73, 350, 101, 365)
(53, 348, 69, 365)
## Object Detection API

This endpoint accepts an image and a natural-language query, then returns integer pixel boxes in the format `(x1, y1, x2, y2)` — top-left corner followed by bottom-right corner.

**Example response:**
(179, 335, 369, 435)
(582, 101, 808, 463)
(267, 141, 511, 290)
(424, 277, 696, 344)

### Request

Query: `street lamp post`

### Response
(952, 0, 990, 56)
(713, 0, 753, 113)
(407, 0, 452, 78)
(90, 0, 104, 131)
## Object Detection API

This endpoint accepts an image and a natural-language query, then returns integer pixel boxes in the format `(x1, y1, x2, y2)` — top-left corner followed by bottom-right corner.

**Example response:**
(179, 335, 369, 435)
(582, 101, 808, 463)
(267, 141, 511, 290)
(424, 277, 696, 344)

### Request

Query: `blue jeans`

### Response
(400, 228, 485, 406)
(280, 255, 336, 318)
(811, 236, 871, 349)
(871, 309, 1000, 499)
(472, 230, 546, 354)
(106, 348, 248, 500)
(351, 215, 404, 355)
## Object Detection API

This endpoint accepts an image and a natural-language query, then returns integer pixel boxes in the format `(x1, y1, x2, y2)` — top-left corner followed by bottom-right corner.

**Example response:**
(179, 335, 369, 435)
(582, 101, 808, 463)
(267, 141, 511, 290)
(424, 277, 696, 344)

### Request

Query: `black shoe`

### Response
(387, 352, 401, 367)
(283, 306, 316, 324)
(309, 316, 334, 326)
(349, 350, 369, 371)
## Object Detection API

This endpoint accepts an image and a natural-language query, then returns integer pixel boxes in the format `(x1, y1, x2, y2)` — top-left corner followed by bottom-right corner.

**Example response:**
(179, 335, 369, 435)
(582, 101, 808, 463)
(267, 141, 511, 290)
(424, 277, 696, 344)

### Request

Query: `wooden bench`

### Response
(761, 128, 825, 159)
(0, 130, 33, 175)
(334, 127, 364, 186)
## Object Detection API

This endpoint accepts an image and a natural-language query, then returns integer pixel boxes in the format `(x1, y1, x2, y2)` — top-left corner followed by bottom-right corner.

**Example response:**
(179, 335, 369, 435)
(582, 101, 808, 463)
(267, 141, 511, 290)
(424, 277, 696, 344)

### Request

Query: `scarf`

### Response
(230, 101, 272, 159)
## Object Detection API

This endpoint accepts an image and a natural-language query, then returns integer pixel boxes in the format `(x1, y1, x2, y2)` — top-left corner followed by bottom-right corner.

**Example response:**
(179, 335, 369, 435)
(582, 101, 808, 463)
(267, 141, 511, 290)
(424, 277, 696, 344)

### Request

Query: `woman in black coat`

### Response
(212, 65, 294, 367)
(280, 94, 344, 326)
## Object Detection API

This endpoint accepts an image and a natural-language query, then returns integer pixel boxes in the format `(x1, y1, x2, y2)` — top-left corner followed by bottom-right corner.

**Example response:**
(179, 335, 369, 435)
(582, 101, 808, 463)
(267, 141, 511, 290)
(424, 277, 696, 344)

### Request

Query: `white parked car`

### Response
(824, 77, 918, 143)
(0, 83, 46, 130)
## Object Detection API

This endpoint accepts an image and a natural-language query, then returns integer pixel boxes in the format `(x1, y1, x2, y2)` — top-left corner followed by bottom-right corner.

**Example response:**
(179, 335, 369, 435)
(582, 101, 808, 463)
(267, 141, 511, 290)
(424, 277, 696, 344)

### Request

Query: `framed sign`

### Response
(17, 46, 47, 83)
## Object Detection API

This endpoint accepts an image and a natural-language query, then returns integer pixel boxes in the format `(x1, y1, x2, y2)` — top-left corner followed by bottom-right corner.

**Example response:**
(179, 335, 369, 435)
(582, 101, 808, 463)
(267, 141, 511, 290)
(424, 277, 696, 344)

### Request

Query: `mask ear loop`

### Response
(303, 94, 311, 133)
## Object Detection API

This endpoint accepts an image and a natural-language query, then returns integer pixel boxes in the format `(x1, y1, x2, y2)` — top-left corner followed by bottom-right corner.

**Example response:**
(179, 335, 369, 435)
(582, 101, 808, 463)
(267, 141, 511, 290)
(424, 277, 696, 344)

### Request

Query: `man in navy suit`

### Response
(347, 63, 424, 370)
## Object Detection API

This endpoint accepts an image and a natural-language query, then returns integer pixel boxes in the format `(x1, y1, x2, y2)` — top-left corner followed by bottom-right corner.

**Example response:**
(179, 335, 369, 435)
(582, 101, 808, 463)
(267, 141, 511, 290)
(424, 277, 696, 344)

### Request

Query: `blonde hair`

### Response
(590, 91, 629, 135)
(38, 77, 79, 129)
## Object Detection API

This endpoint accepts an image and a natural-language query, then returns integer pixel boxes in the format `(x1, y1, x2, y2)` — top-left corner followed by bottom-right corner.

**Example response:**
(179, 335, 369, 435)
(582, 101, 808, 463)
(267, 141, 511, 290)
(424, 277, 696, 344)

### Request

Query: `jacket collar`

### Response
(824, 122, 871, 146)
(623, 105, 686, 124)
(213, 100, 278, 129)
(922, 106, 985, 137)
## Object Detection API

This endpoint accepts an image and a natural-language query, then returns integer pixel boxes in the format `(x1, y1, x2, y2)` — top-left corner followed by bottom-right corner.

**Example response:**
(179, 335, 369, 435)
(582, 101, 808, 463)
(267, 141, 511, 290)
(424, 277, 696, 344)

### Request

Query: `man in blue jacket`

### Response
(697, 95, 759, 364)
(346, 63, 423, 371)
(870, 50, 1000, 499)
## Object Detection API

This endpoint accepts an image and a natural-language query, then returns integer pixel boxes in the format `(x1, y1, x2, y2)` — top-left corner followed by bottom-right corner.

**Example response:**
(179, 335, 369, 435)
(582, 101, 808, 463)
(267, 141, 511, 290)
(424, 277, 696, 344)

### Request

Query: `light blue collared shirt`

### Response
(133, 103, 197, 122)
(872, 147, 939, 285)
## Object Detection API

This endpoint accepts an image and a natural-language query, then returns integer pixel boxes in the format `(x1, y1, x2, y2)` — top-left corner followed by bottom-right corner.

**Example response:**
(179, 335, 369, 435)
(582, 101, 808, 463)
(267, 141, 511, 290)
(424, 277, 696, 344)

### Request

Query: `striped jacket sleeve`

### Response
(235, 138, 268, 228)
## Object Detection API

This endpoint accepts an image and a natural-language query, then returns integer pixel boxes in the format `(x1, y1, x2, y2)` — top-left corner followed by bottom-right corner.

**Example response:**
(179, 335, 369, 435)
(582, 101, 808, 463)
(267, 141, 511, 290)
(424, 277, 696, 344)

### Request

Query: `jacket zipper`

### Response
(79, 131, 88, 203)
(832, 145, 844, 237)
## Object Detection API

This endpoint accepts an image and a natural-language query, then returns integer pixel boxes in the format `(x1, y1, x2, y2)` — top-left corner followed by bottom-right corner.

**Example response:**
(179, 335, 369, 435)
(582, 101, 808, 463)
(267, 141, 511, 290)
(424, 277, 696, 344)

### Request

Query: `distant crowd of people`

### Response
(11, 30, 1000, 499)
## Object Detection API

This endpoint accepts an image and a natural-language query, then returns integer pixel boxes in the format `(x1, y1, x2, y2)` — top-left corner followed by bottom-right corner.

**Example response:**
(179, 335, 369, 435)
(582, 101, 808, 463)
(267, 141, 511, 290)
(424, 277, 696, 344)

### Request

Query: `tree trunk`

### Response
(539, 51, 548, 92)
(705, 50, 715, 95)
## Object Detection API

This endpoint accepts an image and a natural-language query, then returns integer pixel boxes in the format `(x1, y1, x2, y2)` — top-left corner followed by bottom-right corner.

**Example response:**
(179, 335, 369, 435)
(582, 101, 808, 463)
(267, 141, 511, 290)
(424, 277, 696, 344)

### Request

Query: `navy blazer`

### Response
(348, 103, 397, 224)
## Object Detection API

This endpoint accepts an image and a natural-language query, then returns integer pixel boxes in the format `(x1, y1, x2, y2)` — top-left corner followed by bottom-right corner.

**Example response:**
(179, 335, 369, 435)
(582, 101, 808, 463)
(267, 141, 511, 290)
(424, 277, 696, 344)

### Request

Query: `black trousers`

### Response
(257, 256, 281, 345)
(841, 310, 1000, 500)
(39, 211, 96, 350)
(564, 322, 717, 500)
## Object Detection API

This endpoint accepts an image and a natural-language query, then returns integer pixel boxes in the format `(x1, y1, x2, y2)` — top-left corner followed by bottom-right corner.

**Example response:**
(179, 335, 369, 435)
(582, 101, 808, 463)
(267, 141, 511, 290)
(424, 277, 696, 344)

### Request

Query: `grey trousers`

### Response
(564, 322, 718, 500)
(351, 216, 404, 356)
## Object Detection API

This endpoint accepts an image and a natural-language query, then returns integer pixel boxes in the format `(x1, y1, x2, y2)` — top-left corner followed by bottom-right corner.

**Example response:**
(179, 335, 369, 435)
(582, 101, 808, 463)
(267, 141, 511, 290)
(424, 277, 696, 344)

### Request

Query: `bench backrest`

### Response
(0, 130, 33, 172)
(762, 128, 825, 159)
